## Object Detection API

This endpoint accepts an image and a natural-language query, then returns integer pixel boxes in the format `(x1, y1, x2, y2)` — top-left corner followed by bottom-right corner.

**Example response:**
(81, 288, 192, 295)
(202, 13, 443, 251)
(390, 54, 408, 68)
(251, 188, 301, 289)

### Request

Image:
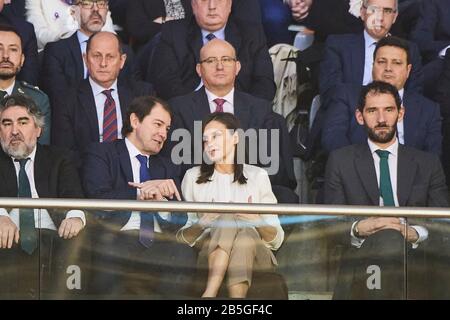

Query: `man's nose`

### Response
(208, 0, 217, 10)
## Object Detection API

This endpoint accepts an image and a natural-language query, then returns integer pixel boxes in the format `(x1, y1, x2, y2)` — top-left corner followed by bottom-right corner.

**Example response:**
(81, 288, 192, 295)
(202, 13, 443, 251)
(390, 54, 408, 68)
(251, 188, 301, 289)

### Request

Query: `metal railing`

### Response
(0, 198, 449, 218)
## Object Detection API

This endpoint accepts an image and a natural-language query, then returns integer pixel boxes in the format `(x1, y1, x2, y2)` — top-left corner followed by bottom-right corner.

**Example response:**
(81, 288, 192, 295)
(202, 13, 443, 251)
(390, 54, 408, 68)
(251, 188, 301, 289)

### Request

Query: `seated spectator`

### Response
(322, 36, 441, 156)
(319, 0, 423, 107)
(411, 0, 450, 98)
(51, 31, 152, 167)
(0, 94, 86, 299)
(0, 24, 50, 144)
(41, 0, 138, 114)
(0, 0, 38, 85)
(179, 112, 284, 298)
(82, 96, 196, 298)
(25, 0, 115, 51)
(324, 81, 448, 299)
(150, 0, 276, 101)
(166, 39, 297, 196)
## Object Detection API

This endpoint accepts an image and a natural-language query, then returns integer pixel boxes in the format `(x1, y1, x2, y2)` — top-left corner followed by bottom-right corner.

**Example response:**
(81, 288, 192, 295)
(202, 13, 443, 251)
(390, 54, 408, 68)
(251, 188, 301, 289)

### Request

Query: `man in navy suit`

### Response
(319, 0, 423, 107)
(322, 36, 442, 156)
(150, 0, 275, 101)
(51, 31, 152, 168)
(0, 0, 38, 85)
(166, 39, 297, 201)
(82, 95, 196, 298)
(41, 0, 138, 114)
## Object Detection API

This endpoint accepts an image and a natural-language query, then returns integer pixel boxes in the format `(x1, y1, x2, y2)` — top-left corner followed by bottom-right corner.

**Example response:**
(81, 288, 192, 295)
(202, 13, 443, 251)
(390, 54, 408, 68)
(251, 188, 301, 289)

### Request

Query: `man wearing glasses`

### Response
(41, 0, 138, 118)
(319, 0, 423, 110)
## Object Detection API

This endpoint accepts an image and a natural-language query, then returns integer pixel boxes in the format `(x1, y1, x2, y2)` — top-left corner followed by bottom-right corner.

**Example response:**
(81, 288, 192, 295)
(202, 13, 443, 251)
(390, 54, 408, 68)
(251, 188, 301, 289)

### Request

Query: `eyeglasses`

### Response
(199, 56, 237, 67)
(363, 5, 397, 15)
(77, 0, 108, 9)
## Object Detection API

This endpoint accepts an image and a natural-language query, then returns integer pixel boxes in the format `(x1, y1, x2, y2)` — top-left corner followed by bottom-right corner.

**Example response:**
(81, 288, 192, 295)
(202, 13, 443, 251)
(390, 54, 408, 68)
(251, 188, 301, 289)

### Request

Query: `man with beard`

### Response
(41, 0, 138, 115)
(0, 94, 86, 299)
(0, 24, 50, 145)
(324, 80, 449, 299)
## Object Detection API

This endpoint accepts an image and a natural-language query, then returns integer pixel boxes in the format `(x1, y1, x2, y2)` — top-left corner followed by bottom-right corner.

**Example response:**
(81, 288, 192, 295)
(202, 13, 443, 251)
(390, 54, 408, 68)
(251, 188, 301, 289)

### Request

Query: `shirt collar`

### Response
(205, 87, 234, 106)
(89, 77, 118, 96)
(11, 143, 37, 163)
(201, 27, 226, 42)
(76, 30, 90, 46)
(363, 30, 378, 49)
(124, 137, 143, 160)
(368, 138, 399, 158)
(398, 88, 404, 101)
(2, 80, 16, 96)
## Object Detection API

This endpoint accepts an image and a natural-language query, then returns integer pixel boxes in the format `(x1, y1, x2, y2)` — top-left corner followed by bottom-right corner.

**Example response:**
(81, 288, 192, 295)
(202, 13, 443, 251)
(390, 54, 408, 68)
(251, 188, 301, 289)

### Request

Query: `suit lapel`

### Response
(354, 144, 379, 205)
(233, 91, 251, 130)
(353, 34, 365, 84)
(0, 151, 18, 196)
(225, 18, 242, 56)
(79, 80, 100, 142)
(68, 33, 85, 81)
(34, 145, 50, 198)
(192, 88, 211, 123)
(117, 140, 134, 184)
(401, 92, 419, 147)
(117, 81, 131, 121)
(397, 145, 417, 206)
(187, 18, 203, 64)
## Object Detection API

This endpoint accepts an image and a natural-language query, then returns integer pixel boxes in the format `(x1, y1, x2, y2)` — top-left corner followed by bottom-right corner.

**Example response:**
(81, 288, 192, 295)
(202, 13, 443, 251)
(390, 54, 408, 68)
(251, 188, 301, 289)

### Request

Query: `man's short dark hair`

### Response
(0, 94, 45, 129)
(0, 24, 24, 50)
(357, 81, 402, 113)
(86, 31, 123, 55)
(373, 36, 411, 65)
(122, 96, 172, 137)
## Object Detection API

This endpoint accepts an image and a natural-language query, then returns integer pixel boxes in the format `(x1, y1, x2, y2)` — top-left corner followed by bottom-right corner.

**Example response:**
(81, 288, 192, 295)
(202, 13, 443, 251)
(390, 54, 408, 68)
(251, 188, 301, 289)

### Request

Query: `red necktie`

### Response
(213, 98, 226, 113)
(102, 89, 118, 142)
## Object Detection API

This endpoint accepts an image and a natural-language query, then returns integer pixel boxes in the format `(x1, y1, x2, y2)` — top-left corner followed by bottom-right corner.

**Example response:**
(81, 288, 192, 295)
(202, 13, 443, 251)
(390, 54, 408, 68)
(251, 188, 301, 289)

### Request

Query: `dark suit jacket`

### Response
(321, 84, 442, 156)
(0, 144, 85, 227)
(165, 88, 297, 189)
(411, 0, 450, 62)
(0, 10, 38, 85)
(150, 16, 275, 101)
(40, 32, 140, 111)
(51, 78, 153, 167)
(319, 32, 423, 104)
(82, 139, 187, 232)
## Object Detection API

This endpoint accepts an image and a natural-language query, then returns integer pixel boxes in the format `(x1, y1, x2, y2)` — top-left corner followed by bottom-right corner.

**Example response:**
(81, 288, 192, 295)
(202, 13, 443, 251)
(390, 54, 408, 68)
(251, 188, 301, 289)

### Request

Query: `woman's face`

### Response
(203, 120, 238, 164)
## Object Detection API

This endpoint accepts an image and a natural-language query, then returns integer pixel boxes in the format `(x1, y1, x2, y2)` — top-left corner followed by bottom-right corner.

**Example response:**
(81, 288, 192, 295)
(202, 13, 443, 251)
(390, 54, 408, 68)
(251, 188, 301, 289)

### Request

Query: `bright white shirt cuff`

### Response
(0, 208, 9, 217)
(65, 210, 86, 227)
(439, 45, 450, 58)
(350, 221, 366, 248)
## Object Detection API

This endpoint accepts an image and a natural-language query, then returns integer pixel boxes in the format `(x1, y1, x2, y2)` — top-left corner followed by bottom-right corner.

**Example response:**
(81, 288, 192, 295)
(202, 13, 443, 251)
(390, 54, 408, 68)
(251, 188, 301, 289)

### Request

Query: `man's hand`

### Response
(58, 217, 84, 239)
(0, 216, 19, 249)
(356, 217, 419, 243)
(129, 179, 181, 201)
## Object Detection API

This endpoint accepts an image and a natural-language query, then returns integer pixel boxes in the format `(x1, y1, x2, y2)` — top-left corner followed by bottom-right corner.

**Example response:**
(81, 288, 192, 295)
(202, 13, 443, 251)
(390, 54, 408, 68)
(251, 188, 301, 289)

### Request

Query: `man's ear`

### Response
(119, 53, 127, 69)
(235, 60, 241, 76)
(355, 108, 365, 126)
(397, 105, 405, 123)
(130, 113, 139, 130)
(196, 63, 202, 78)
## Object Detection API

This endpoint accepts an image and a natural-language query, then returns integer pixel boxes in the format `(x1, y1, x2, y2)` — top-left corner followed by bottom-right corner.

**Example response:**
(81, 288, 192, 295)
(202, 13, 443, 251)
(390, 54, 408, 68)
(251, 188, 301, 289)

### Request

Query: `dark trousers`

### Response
(333, 229, 427, 300)
(89, 230, 197, 299)
(0, 229, 89, 299)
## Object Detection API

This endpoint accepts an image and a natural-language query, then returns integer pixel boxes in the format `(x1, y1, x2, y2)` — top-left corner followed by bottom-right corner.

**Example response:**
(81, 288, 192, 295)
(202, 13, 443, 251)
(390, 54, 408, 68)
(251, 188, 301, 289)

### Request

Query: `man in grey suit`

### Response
(324, 81, 448, 299)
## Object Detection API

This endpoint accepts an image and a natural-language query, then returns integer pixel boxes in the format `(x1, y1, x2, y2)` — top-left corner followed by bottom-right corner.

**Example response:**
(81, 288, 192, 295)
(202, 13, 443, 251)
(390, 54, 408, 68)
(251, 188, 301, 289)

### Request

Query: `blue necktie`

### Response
(136, 154, 155, 248)
(16, 158, 37, 255)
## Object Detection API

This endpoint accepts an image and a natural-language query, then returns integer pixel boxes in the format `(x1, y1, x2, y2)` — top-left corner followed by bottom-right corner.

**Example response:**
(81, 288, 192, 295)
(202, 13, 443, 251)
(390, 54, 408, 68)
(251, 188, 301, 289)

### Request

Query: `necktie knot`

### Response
(213, 98, 226, 112)
(15, 158, 30, 169)
(136, 154, 148, 168)
(206, 33, 216, 41)
(0, 90, 7, 99)
(376, 149, 390, 159)
(102, 89, 114, 99)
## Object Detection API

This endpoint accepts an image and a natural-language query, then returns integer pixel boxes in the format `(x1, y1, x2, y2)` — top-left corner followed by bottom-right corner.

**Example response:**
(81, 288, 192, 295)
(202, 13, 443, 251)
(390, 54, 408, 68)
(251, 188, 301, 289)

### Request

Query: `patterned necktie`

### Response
(206, 33, 216, 41)
(102, 89, 118, 142)
(213, 98, 226, 113)
(0, 90, 7, 99)
(15, 158, 37, 255)
(136, 154, 155, 248)
(375, 150, 395, 206)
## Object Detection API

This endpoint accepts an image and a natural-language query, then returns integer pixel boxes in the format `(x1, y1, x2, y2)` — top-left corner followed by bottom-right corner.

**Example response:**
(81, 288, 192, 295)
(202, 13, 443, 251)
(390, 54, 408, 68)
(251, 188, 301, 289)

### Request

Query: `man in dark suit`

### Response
(41, 0, 138, 114)
(322, 36, 442, 156)
(150, 0, 275, 101)
(51, 31, 152, 167)
(166, 39, 297, 201)
(82, 96, 196, 298)
(324, 81, 448, 299)
(319, 0, 423, 107)
(0, 0, 38, 85)
(0, 94, 86, 299)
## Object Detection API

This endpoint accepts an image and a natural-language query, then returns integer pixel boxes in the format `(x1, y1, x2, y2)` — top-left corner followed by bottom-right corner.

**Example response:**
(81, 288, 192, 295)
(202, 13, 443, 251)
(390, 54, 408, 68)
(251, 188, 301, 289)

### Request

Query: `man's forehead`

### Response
(0, 31, 21, 45)
(366, 0, 396, 7)
(375, 46, 407, 60)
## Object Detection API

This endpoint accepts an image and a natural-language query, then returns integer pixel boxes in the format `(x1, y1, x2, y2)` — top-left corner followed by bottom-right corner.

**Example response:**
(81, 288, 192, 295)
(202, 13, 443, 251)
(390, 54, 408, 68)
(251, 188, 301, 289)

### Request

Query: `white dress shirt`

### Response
(362, 30, 378, 85)
(205, 87, 235, 114)
(350, 139, 428, 248)
(0, 81, 15, 96)
(88, 77, 123, 141)
(396, 89, 405, 145)
(120, 138, 171, 232)
(0, 146, 86, 229)
(439, 45, 450, 58)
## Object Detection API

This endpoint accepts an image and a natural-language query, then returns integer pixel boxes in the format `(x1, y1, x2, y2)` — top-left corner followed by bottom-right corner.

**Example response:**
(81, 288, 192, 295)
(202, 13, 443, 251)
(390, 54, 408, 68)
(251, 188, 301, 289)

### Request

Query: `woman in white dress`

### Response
(178, 112, 284, 298)
(25, 0, 114, 51)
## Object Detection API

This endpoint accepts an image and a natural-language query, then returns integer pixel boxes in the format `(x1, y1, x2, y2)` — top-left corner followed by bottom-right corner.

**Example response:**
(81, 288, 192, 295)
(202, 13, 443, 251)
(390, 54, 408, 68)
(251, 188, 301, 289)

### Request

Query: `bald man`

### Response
(51, 31, 152, 167)
(166, 39, 298, 201)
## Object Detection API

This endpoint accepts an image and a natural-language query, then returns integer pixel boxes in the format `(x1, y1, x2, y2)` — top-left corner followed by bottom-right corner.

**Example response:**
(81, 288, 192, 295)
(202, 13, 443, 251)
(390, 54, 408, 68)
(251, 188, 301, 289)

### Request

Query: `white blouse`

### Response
(179, 164, 284, 250)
